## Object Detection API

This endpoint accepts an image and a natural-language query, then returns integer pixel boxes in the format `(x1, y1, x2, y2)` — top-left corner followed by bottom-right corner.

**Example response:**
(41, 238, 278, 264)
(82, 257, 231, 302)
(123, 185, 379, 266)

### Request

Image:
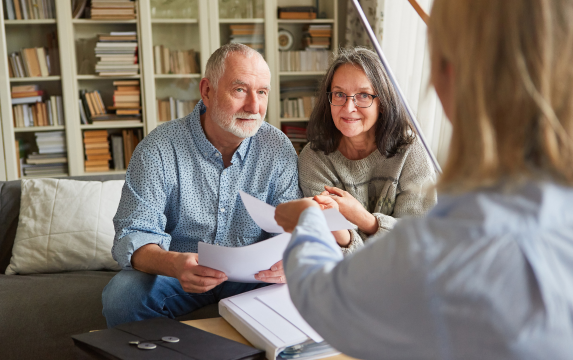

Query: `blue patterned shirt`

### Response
(112, 100, 302, 269)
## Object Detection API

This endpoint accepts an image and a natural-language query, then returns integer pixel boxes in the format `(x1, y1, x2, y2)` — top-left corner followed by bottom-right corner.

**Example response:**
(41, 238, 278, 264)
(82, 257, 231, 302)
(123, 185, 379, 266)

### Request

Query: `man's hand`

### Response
(275, 198, 320, 233)
(255, 260, 285, 283)
(173, 252, 228, 293)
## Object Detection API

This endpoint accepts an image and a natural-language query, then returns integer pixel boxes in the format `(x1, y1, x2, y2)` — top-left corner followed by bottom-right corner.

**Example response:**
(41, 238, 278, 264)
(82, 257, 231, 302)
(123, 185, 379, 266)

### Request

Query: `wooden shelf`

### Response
(14, 126, 65, 133)
(5, 19, 56, 25)
(77, 74, 141, 80)
(151, 19, 198, 24)
(154, 74, 201, 79)
(22, 173, 69, 179)
(277, 19, 335, 24)
(72, 19, 137, 24)
(10, 76, 61, 82)
(80, 123, 144, 130)
(219, 18, 264, 24)
(289, 138, 308, 143)
(81, 169, 126, 176)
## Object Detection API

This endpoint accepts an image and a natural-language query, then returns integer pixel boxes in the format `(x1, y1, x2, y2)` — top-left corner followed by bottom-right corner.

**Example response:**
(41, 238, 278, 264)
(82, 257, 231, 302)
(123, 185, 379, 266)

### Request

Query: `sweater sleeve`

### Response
(392, 139, 438, 218)
(298, 146, 365, 254)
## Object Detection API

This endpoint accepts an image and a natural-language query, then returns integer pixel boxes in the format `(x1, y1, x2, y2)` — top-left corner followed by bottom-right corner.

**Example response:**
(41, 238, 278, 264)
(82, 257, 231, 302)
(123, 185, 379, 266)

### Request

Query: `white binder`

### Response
(219, 284, 339, 360)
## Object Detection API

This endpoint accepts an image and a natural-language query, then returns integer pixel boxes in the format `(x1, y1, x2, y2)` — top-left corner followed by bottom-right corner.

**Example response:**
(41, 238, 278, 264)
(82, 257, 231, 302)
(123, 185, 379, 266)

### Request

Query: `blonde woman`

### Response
(276, 0, 573, 359)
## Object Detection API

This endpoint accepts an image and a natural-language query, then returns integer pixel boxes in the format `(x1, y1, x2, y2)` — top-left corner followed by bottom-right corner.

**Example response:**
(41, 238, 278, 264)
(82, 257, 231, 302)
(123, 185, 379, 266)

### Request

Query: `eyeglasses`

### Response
(327, 92, 379, 108)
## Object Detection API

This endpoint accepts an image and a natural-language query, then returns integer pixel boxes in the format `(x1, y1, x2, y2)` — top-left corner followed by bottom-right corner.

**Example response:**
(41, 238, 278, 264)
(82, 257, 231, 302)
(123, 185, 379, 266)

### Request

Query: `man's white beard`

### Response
(211, 99, 265, 138)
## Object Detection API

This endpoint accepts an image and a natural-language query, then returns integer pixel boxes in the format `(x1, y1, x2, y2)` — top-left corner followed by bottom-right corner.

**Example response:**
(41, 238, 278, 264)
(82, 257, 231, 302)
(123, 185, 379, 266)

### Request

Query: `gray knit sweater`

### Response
(298, 138, 437, 254)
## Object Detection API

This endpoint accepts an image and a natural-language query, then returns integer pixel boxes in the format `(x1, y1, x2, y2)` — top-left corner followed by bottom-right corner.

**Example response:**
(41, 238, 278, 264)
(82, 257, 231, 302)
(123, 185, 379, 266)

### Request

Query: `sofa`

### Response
(0, 175, 218, 360)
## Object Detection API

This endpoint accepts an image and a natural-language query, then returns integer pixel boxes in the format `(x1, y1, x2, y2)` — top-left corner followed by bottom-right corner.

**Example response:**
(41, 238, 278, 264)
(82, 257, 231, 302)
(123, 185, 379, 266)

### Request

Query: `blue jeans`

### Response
(102, 270, 268, 328)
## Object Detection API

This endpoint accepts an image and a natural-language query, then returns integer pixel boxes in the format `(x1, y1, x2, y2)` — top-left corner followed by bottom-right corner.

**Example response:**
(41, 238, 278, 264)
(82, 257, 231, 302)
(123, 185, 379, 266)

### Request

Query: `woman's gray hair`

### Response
(205, 43, 269, 89)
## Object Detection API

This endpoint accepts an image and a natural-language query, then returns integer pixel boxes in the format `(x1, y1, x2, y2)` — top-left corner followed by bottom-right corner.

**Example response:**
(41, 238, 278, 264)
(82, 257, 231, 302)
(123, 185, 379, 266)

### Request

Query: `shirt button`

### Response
(220, 208, 225, 212)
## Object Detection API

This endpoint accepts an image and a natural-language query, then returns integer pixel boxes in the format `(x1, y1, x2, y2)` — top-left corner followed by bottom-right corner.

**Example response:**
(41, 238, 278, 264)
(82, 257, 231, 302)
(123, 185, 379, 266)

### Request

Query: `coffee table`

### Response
(182, 317, 358, 360)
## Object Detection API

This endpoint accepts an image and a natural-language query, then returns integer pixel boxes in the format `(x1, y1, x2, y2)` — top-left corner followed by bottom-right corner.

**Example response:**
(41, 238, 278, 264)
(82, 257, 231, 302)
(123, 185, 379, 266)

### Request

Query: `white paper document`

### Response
(239, 190, 352, 233)
(198, 233, 291, 283)
(256, 284, 324, 343)
(198, 191, 352, 282)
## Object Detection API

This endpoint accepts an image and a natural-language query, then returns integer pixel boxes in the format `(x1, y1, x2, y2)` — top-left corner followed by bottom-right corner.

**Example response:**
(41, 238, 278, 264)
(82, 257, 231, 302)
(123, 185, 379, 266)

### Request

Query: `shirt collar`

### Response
(187, 99, 252, 163)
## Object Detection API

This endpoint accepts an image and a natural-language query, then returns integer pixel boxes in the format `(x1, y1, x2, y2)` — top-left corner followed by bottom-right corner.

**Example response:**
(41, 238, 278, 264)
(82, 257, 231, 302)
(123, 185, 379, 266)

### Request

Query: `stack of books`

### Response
(122, 129, 143, 168)
(78, 90, 105, 124)
(156, 97, 198, 121)
(303, 25, 332, 49)
(34, 131, 65, 157)
(279, 50, 329, 72)
(8, 33, 60, 78)
(281, 96, 317, 119)
(90, 0, 136, 20)
(12, 85, 64, 127)
(78, 81, 141, 125)
(281, 125, 308, 155)
(95, 32, 139, 76)
(229, 24, 264, 53)
(153, 46, 199, 74)
(4, 0, 55, 20)
(277, 6, 317, 19)
(22, 151, 68, 177)
(111, 80, 142, 119)
(83, 130, 111, 173)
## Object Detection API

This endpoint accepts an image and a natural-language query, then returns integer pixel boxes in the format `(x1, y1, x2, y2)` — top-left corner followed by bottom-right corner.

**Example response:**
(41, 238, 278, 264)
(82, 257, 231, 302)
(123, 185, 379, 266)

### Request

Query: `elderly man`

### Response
(102, 44, 301, 328)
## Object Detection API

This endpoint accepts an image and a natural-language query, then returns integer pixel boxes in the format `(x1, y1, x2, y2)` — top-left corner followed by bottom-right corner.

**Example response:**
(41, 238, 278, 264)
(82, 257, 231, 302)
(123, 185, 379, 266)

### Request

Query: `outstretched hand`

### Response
(316, 185, 378, 235)
(255, 260, 285, 283)
(314, 186, 364, 219)
(275, 198, 320, 233)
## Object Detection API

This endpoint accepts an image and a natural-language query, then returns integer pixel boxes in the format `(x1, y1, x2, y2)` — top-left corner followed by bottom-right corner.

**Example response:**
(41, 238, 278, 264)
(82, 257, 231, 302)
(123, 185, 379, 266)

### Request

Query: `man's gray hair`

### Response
(205, 43, 269, 89)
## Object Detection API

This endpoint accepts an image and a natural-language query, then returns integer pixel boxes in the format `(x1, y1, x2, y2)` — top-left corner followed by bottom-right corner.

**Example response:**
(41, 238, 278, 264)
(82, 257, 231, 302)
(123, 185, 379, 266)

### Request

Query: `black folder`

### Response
(72, 317, 265, 360)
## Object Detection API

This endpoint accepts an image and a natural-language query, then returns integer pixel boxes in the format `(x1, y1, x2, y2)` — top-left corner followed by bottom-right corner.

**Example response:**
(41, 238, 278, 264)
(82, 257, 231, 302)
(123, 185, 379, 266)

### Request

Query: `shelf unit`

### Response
(0, 0, 338, 180)
(275, 0, 338, 130)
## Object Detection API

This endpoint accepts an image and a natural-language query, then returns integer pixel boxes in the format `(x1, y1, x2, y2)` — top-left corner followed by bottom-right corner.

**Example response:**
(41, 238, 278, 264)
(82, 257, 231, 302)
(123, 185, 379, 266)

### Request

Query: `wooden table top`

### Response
(182, 317, 357, 360)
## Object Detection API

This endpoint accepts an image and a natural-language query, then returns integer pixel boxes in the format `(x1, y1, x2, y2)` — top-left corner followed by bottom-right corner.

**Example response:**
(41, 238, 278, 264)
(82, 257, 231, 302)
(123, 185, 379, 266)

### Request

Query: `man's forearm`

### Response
(131, 244, 182, 278)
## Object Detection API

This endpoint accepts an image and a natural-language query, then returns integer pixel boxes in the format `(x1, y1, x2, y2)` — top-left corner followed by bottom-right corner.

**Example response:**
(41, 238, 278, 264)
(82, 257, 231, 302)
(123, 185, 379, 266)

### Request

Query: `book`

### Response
(12, 96, 42, 105)
(111, 135, 124, 170)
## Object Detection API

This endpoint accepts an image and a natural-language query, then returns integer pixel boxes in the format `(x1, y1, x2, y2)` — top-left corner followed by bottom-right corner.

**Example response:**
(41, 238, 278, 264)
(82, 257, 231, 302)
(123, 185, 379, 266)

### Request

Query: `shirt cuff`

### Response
(112, 232, 171, 270)
(284, 207, 341, 261)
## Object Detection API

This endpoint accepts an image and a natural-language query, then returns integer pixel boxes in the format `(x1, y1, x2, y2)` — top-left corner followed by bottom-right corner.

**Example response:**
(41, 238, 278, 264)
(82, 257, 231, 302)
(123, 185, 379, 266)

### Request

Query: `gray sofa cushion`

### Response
(0, 271, 116, 360)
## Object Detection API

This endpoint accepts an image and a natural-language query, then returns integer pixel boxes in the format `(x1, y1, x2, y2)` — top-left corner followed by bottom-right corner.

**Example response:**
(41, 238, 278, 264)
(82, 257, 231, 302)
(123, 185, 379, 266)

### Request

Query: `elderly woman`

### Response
(299, 47, 437, 254)
(276, 0, 573, 358)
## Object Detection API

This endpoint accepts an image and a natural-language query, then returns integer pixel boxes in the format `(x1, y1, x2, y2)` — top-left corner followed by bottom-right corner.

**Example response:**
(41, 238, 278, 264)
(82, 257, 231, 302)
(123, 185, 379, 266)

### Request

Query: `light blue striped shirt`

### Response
(112, 101, 302, 269)
(284, 181, 573, 359)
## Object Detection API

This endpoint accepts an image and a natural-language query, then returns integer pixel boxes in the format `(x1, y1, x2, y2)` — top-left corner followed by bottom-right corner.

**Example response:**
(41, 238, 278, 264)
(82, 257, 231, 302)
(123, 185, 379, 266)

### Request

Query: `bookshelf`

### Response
(274, 0, 338, 151)
(0, 0, 339, 180)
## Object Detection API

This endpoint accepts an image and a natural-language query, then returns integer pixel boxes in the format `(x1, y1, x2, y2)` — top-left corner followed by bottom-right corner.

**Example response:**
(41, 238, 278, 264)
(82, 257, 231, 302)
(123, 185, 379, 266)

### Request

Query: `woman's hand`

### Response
(275, 198, 320, 233)
(316, 185, 379, 235)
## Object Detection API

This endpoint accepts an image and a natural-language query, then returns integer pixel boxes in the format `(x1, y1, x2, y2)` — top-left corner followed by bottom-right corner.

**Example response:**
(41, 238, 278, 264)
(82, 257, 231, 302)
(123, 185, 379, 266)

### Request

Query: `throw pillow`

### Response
(6, 178, 124, 275)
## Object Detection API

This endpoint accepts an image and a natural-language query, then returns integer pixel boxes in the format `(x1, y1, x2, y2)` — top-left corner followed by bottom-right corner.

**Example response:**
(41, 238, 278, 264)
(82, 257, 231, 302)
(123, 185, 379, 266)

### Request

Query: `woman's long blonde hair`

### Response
(429, 0, 573, 192)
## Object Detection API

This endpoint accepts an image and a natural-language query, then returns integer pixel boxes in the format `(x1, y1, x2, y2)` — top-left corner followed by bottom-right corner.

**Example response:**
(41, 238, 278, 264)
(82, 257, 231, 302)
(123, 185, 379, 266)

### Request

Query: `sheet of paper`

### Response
(228, 284, 309, 345)
(256, 284, 324, 343)
(239, 190, 353, 232)
(239, 191, 284, 233)
(198, 233, 291, 283)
